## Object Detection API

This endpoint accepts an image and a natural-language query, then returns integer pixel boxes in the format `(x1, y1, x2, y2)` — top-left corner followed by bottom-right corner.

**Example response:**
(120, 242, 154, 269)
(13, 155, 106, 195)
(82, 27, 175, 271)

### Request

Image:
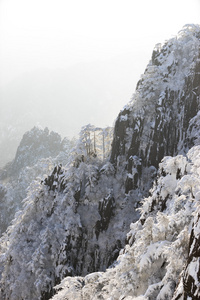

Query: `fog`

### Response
(0, 0, 200, 167)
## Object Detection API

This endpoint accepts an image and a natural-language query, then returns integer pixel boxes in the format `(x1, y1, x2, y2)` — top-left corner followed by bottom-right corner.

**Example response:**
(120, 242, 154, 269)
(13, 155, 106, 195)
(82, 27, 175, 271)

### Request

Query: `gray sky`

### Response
(1, 0, 199, 85)
(0, 0, 200, 138)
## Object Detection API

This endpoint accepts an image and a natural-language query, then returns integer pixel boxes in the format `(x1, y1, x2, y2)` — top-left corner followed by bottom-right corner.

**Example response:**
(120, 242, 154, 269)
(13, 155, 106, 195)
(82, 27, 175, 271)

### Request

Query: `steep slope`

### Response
(9, 126, 63, 175)
(0, 24, 200, 300)
(0, 139, 137, 300)
(52, 145, 200, 299)
(0, 127, 74, 236)
(111, 25, 200, 180)
(50, 24, 200, 299)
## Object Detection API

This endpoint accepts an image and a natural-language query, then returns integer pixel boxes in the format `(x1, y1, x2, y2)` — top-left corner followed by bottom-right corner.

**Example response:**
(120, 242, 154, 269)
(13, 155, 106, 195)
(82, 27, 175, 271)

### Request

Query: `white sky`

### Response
(0, 0, 199, 141)
(0, 0, 199, 86)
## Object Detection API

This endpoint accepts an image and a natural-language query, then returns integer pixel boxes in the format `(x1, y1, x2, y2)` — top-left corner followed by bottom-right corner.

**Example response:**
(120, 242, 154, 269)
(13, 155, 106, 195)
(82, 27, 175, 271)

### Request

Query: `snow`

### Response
(50, 144, 200, 299)
(0, 24, 200, 300)
(120, 114, 128, 122)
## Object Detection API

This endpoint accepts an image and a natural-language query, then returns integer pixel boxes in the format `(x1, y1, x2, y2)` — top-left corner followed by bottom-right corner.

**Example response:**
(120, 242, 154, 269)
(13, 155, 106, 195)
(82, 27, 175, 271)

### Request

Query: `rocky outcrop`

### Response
(111, 24, 200, 191)
(173, 208, 200, 300)
(182, 213, 200, 299)
(51, 145, 200, 300)
(0, 155, 137, 300)
(0, 127, 75, 237)
(10, 126, 63, 175)
(95, 194, 115, 239)
(50, 24, 200, 300)
(1, 25, 200, 300)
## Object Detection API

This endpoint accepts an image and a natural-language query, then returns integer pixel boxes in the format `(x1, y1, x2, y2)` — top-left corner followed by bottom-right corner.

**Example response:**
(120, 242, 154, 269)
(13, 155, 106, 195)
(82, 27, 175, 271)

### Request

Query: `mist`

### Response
(0, 53, 146, 167)
(0, 0, 200, 167)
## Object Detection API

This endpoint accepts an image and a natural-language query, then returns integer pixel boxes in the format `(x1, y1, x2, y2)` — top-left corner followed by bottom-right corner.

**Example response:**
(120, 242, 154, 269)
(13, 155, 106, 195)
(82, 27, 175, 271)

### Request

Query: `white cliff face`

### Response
(0, 24, 200, 300)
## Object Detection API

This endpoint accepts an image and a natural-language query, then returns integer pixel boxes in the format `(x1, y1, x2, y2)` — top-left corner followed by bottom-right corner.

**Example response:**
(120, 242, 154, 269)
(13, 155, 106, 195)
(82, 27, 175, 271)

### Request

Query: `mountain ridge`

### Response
(0, 24, 200, 300)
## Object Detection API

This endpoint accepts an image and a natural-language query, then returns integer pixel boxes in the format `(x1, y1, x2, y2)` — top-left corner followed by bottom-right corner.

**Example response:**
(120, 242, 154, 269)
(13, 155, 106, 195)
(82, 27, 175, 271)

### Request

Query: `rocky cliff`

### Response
(0, 127, 74, 236)
(51, 145, 200, 300)
(111, 24, 200, 192)
(0, 24, 200, 300)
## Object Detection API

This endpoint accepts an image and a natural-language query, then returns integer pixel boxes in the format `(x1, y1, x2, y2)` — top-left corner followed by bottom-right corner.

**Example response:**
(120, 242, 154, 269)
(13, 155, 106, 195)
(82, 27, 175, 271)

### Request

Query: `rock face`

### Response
(0, 24, 200, 300)
(182, 212, 200, 299)
(0, 127, 74, 236)
(51, 147, 200, 300)
(173, 207, 200, 300)
(111, 25, 200, 192)
(10, 126, 63, 175)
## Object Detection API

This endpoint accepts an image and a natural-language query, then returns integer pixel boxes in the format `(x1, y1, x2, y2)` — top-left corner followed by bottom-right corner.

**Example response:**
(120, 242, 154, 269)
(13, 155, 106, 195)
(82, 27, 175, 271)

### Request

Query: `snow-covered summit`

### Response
(111, 24, 200, 168)
(0, 127, 75, 236)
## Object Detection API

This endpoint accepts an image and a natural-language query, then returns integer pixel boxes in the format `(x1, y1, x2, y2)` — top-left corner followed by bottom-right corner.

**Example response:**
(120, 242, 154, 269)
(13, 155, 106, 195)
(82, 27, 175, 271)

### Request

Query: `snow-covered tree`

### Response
(51, 145, 200, 300)
(0, 24, 200, 300)
(77, 124, 113, 161)
(0, 127, 75, 236)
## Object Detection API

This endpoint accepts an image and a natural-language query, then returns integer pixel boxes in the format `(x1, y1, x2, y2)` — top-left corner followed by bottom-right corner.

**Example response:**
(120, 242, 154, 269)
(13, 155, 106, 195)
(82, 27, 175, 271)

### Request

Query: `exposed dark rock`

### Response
(95, 195, 115, 239)
(0, 184, 6, 200)
(111, 53, 200, 174)
(176, 213, 200, 299)
(1, 25, 200, 300)
(110, 109, 130, 165)
(44, 165, 64, 192)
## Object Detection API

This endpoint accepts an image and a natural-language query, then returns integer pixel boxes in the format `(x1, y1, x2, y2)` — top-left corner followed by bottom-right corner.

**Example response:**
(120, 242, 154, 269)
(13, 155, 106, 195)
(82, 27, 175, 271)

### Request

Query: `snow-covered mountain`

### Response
(52, 145, 200, 300)
(0, 24, 200, 300)
(0, 126, 75, 235)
